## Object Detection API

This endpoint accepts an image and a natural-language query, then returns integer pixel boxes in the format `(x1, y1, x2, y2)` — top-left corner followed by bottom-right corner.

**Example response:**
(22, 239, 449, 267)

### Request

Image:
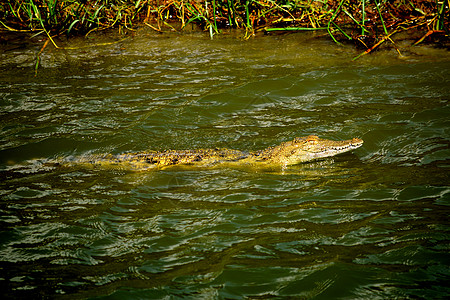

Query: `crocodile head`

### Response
(257, 135, 364, 166)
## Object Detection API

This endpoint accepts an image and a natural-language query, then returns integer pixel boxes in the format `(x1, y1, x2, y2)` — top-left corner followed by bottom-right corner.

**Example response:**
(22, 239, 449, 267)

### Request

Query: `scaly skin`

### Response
(75, 135, 363, 169)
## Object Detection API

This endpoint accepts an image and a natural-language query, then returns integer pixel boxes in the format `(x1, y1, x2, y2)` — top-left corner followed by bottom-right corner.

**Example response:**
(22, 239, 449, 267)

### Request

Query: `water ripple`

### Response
(0, 33, 449, 299)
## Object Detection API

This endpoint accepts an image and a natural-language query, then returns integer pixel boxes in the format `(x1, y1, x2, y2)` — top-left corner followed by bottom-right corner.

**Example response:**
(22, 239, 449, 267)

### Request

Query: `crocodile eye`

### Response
(306, 136, 319, 144)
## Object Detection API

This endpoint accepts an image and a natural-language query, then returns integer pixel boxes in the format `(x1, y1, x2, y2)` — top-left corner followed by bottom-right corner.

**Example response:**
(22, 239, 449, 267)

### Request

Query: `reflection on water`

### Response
(0, 29, 449, 298)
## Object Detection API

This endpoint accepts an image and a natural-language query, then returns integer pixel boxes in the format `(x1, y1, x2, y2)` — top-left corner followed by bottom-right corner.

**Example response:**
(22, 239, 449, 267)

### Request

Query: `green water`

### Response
(1, 29, 449, 299)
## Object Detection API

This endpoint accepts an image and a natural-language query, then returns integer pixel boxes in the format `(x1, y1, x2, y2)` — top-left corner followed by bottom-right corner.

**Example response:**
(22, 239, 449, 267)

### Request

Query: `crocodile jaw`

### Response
(289, 136, 364, 164)
(259, 135, 364, 166)
(304, 138, 364, 161)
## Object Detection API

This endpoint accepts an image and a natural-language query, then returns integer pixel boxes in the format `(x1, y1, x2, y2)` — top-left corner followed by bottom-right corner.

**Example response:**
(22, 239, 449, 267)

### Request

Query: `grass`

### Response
(1, 1, 448, 47)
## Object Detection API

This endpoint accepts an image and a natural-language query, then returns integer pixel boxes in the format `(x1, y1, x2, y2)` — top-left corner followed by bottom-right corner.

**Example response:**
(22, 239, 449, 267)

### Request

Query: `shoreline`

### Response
(1, 1, 448, 47)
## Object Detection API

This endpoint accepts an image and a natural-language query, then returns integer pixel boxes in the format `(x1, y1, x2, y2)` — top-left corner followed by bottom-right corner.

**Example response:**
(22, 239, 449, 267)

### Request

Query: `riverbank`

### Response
(1, 1, 448, 46)
(1, 0, 448, 75)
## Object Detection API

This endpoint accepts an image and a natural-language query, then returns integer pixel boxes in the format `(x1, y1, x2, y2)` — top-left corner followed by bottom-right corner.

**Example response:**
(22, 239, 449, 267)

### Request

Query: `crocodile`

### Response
(72, 135, 363, 170)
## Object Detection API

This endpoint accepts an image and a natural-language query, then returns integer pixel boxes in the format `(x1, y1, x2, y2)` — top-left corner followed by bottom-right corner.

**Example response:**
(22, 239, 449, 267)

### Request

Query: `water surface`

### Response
(1, 29, 449, 299)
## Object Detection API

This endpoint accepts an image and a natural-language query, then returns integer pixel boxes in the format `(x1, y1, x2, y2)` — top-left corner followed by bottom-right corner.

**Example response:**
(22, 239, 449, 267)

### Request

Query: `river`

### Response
(1, 29, 449, 299)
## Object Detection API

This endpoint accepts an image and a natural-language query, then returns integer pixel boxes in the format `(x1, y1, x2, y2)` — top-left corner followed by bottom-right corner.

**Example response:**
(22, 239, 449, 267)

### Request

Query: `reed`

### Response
(361, 0, 365, 36)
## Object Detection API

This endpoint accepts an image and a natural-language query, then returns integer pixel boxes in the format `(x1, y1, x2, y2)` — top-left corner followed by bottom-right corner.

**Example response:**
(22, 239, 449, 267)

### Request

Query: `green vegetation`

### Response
(1, 1, 448, 48)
